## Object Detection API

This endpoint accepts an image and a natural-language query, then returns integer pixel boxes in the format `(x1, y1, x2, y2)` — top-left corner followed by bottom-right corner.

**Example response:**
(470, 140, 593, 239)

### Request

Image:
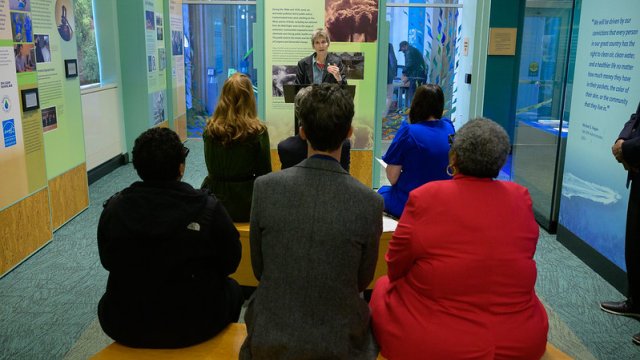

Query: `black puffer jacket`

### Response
(97, 180, 240, 348)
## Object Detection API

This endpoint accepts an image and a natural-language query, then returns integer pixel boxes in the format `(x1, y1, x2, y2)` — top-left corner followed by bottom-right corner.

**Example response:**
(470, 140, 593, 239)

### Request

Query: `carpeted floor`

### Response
(0, 139, 638, 359)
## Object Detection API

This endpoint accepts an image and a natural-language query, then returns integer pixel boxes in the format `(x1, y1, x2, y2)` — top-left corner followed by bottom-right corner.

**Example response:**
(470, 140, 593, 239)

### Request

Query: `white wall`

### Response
(453, 0, 491, 129)
(81, 85, 125, 170)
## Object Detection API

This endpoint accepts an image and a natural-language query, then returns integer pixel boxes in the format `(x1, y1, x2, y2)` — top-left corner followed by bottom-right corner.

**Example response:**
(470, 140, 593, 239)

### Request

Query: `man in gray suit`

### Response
(240, 84, 383, 359)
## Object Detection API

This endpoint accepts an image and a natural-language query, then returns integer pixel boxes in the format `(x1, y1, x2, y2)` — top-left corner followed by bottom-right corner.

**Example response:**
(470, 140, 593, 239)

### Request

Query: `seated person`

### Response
(201, 73, 271, 222)
(377, 84, 455, 218)
(278, 86, 350, 171)
(370, 118, 548, 359)
(240, 84, 383, 360)
(97, 127, 243, 349)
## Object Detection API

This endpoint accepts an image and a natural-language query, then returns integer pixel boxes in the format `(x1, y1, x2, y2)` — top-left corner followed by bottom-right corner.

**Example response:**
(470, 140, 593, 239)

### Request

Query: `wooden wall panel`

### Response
(175, 115, 187, 142)
(0, 189, 52, 276)
(49, 163, 89, 230)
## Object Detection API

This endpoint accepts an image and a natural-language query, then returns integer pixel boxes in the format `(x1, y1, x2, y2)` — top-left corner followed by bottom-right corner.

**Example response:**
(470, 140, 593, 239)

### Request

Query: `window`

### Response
(73, 0, 100, 86)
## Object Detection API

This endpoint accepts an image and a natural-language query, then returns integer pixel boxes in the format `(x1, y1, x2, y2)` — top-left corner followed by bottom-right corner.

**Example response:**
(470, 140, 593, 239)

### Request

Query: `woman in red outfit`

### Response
(370, 118, 548, 360)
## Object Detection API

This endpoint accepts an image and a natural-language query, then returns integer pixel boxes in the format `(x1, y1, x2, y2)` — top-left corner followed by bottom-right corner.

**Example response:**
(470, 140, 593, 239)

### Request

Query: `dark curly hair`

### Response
(132, 127, 186, 181)
(297, 83, 353, 152)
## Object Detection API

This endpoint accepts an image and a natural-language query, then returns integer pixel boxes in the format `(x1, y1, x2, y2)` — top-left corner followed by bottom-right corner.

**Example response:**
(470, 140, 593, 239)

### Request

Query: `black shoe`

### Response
(600, 300, 640, 318)
(633, 333, 640, 346)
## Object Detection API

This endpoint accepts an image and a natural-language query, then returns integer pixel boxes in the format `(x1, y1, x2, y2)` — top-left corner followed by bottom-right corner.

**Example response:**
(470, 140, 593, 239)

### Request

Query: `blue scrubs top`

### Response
(378, 118, 455, 217)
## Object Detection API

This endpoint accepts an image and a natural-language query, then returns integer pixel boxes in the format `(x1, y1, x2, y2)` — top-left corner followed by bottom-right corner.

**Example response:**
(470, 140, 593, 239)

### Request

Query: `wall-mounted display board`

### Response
(31, 0, 88, 230)
(0, 0, 48, 211)
(168, 0, 186, 140)
(117, 0, 170, 152)
(558, 0, 640, 274)
(260, 0, 381, 185)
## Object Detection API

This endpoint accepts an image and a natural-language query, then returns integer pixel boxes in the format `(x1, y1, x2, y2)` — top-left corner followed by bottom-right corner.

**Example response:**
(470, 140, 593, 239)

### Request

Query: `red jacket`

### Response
(370, 175, 548, 360)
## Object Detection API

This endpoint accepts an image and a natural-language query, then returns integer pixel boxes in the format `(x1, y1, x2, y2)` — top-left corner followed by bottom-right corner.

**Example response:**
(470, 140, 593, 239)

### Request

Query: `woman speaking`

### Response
(295, 28, 347, 85)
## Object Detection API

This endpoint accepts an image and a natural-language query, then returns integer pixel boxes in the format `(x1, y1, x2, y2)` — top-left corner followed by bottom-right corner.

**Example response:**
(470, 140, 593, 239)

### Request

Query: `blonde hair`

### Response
(205, 73, 266, 146)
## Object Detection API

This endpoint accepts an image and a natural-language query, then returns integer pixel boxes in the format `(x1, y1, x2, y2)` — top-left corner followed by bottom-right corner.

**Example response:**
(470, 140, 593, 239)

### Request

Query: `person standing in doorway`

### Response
(398, 41, 426, 111)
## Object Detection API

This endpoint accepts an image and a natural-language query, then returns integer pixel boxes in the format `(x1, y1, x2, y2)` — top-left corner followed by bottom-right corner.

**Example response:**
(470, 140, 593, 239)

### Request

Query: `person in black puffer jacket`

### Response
(97, 127, 243, 348)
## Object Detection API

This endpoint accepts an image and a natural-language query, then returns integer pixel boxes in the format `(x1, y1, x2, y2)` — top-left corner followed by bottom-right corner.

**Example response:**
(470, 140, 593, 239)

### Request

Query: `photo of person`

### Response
(272, 65, 297, 97)
(9, 0, 30, 11)
(24, 14, 32, 43)
(157, 26, 163, 41)
(339, 52, 365, 80)
(55, 0, 74, 41)
(41, 106, 57, 132)
(34, 35, 51, 63)
(149, 91, 166, 126)
(14, 44, 35, 73)
(325, 0, 378, 42)
(158, 48, 166, 71)
(171, 30, 183, 55)
(156, 15, 162, 27)
(145, 11, 155, 30)
(11, 12, 25, 42)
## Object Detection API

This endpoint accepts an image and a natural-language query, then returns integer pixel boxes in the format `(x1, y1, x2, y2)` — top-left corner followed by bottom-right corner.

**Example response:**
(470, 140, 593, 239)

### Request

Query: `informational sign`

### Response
(488, 28, 517, 56)
(559, 0, 640, 269)
(145, 0, 167, 127)
(0, 0, 47, 210)
(264, 0, 379, 149)
(169, 0, 185, 136)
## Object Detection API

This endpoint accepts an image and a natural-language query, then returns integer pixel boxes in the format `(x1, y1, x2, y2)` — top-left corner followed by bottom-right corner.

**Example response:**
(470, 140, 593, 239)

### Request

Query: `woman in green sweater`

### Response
(202, 73, 271, 222)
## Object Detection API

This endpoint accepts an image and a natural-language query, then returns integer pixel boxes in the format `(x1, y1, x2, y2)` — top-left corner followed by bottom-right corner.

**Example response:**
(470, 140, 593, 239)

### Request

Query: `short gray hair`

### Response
(294, 85, 313, 123)
(452, 118, 510, 178)
(311, 28, 330, 46)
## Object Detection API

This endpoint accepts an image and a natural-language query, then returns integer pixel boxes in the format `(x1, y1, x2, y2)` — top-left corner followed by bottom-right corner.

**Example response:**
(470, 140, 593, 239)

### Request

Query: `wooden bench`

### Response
(230, 221, 394, 290)
(91, 323, 572, 359)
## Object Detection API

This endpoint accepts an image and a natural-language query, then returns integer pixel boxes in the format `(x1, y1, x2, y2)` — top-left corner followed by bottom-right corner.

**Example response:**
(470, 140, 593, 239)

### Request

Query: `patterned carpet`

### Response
(0, 139, 638, 359)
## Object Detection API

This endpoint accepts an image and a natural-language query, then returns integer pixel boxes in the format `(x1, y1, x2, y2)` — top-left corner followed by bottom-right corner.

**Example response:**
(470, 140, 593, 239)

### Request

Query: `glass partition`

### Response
(511, 0, 574, 230)
(183, 2, 256, 138)
(381, 0, 462, 186)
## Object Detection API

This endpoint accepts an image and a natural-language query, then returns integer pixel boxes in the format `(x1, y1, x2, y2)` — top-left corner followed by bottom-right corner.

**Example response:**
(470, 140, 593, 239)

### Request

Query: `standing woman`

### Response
(202, 73, 271, 222)
(295, 28, 347, 85)
(377, 84, 455, 218)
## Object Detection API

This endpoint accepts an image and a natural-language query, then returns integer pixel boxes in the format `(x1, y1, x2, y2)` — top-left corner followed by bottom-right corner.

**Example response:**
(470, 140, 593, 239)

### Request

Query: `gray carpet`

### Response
(0, 139, 639, 359)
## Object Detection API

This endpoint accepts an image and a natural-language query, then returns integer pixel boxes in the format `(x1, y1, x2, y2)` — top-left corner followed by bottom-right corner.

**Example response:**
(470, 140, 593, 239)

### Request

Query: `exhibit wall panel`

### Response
(0, 188, 52, 277)
(116, 0, 154, 153)
(32, 0, 87, 179)
(558, 0, 640, 270)
(167, 0, 186, 141)
(261, 0, 380, 186)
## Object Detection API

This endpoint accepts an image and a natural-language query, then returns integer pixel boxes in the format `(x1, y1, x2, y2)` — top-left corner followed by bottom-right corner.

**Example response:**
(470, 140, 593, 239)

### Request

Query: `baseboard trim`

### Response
(557, 224, 627, 294)
(87, 154, 129, 185)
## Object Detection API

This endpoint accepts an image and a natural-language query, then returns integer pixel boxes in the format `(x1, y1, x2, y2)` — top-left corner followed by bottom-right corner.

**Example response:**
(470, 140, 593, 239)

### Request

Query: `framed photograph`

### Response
(21, 88, 39, 112)
(64, 59, 78, 78)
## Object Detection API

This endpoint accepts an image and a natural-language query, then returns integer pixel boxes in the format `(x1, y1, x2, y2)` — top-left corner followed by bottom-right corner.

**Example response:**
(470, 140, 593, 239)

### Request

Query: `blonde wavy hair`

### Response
(204, 73, 266, 146)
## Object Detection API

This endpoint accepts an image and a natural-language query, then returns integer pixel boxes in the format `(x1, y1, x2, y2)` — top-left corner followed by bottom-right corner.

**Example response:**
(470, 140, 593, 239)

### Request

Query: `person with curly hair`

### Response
(371, 118, 548, 359)
(201, 73, 271, 222)
(98, 127, 243, 348)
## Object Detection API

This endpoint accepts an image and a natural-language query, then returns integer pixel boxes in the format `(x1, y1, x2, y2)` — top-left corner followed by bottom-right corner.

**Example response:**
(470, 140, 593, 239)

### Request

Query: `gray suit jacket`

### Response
(240, 156, 383, 360)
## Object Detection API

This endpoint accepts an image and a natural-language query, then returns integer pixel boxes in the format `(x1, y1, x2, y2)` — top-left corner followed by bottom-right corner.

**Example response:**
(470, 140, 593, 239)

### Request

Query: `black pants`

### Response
(626, 181, 640, 303)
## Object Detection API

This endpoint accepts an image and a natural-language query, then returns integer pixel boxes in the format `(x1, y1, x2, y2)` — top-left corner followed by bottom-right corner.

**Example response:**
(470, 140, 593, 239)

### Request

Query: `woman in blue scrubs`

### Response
(378, 84, 455, 218)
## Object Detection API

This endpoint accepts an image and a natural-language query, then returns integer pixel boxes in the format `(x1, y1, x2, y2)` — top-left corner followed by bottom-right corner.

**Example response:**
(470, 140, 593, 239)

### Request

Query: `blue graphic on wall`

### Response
(559, 165, 628, 270)
(3, 119, 17, 147)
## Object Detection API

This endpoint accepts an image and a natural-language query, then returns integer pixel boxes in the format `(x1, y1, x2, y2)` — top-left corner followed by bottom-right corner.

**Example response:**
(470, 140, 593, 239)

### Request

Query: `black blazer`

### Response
(295, 52, 347, 85)
(619, 101, 640, 183)
(277, 135, 351, 171)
